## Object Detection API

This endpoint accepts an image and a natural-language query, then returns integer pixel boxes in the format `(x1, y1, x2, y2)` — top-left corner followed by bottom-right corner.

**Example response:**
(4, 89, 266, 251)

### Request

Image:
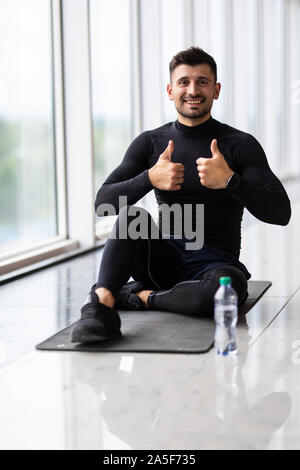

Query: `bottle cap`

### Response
(219, 276, 231, 285)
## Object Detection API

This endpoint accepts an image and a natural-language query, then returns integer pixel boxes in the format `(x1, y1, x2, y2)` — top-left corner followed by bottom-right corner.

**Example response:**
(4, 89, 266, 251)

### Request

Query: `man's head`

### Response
(169, 47, 217, 83)
(167, 47, 221, 126)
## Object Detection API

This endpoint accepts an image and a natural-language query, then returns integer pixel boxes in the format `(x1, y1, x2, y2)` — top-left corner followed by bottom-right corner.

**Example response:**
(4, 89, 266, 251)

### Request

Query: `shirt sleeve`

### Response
(94, 131, 154, 215)
(227, 134, 291, 225)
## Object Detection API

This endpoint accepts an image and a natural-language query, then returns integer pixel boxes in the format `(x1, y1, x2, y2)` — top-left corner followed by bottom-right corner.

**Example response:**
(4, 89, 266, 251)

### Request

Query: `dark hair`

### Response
(169, 46, 217, 82)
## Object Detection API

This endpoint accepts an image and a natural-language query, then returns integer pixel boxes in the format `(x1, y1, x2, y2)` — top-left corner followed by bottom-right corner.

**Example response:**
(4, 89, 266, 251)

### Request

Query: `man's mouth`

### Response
(184, 98, 205, 105)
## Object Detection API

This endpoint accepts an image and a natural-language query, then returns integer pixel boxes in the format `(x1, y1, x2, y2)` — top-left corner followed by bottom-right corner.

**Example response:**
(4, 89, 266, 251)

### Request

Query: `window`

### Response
(0, 0, 58, 255)
(89, 0, 132, 222)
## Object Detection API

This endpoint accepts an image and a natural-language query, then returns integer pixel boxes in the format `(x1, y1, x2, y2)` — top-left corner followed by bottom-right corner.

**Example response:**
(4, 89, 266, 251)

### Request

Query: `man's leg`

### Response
(145, 265, 248, 316)
(71, 205, 180, 342)
(95, 205, 180, 301)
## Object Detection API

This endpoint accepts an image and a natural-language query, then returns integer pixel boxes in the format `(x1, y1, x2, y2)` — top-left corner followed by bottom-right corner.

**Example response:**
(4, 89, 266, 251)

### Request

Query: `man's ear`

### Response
(167, 83, 174, 101)
(214, 82, 221, 100)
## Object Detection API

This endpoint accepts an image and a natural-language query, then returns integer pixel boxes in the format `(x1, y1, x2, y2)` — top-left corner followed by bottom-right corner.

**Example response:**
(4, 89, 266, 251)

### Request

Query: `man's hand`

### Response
(148, 140, 185, 191)
(196, 139, 234, 189)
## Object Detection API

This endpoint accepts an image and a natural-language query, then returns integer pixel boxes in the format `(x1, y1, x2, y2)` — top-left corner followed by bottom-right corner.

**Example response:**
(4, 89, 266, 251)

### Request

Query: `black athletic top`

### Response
(95, 116, 291, 259)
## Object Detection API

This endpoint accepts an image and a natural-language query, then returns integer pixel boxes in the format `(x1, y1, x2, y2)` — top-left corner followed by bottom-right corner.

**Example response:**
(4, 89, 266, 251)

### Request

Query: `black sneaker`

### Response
(115, 281, 152, 310)
(71, 285, 121, 343)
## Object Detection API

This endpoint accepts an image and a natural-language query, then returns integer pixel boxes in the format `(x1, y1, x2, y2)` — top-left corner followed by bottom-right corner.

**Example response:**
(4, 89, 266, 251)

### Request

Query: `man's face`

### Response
(167, 63, 221, 125)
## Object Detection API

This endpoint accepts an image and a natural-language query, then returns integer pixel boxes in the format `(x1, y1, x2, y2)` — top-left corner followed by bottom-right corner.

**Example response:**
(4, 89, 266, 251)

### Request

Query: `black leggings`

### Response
(96, 205, 248, 316)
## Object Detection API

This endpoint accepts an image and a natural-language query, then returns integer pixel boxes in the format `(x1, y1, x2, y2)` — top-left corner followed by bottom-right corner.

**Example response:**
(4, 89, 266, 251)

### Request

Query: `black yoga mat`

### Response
(36, 280, 271, 354)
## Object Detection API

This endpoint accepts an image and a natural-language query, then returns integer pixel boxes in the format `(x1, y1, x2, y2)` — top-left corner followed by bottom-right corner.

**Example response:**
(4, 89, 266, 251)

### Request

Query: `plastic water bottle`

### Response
(214, 276, 238, 356)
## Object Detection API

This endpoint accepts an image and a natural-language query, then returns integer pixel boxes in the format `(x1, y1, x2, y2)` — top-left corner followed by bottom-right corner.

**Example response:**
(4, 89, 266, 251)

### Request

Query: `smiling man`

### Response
(71, 47, 291, 344)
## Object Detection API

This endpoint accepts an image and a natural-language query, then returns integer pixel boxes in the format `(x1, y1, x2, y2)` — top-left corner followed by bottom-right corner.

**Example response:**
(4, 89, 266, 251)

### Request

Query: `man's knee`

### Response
(118, 204, 148, 219)
(190, 265, 248, 315)
(116, 205, 160, 240)
(209, 265, 248, 305)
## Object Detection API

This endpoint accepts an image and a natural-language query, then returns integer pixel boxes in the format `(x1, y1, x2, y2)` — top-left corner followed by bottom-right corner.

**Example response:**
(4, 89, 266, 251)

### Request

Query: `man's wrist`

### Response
(224, 170, 234, 188)
(226, 172, 240, 191)
(146, 169, 155, 188)
(148, 168, 156, 187)
(225, 173, 234, 187)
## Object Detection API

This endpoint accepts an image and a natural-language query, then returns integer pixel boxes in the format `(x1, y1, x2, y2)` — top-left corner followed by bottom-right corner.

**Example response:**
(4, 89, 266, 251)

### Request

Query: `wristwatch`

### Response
(226, 172, 240, 191)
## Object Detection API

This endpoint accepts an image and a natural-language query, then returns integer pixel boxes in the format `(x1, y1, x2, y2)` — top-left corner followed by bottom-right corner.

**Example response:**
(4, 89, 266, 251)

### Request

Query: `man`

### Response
(71, 47, 291, 343)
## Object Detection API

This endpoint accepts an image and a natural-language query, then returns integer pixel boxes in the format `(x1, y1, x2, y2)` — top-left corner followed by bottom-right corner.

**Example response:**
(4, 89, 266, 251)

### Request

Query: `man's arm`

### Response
(94, 132, 153, 215)
(95, 135, 185, 215)
(226, 135, 291, 225)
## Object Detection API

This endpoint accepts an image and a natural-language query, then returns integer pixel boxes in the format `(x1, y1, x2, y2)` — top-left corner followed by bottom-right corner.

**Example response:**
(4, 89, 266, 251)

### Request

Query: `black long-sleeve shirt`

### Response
(95, 117, 291, 258)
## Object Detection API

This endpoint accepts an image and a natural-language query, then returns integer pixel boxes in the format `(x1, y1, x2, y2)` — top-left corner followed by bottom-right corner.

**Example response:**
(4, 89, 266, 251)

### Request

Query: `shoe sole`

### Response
(71, 328, 121, 344)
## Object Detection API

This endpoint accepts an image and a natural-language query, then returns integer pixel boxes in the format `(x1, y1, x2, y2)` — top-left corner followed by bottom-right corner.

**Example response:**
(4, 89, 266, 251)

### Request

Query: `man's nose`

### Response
(187, 81, 199, 96)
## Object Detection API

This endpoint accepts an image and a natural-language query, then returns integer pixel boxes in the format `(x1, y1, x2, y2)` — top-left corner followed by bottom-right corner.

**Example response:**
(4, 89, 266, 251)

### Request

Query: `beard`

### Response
(174, 97, 213, 120)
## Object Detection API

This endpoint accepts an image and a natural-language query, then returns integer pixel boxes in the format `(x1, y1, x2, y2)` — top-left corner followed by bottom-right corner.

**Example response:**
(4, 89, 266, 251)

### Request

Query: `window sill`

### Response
(0, 238, 107, 285)
(0, 240, 79, 281)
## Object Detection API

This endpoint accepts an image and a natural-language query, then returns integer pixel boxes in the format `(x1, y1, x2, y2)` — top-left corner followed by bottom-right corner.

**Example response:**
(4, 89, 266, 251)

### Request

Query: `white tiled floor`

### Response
(0, 180, 299, 450)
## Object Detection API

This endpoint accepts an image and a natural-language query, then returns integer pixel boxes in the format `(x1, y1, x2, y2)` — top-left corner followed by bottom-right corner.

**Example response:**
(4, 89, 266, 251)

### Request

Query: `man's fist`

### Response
(196, 139, 233, 189)
(148, 140, 185, 191)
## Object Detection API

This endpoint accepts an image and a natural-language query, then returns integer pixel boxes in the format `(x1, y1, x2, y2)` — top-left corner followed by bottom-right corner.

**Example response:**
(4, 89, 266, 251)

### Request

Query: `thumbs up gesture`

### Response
(196, 139, 234, 189)
(148, 140, 185, 191)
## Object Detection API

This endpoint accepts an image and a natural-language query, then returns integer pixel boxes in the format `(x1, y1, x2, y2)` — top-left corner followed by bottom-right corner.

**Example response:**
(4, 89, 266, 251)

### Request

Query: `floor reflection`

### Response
(66, 326, 291, 450)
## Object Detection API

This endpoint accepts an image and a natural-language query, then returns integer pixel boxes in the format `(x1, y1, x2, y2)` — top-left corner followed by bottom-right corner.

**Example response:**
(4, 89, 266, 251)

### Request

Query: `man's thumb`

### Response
(211, 138, 221, 157)
(161, 140, 174, 161)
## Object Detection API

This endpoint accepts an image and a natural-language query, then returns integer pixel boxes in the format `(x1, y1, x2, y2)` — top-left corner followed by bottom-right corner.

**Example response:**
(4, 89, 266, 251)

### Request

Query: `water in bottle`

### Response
(214, 276, 238, 356)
